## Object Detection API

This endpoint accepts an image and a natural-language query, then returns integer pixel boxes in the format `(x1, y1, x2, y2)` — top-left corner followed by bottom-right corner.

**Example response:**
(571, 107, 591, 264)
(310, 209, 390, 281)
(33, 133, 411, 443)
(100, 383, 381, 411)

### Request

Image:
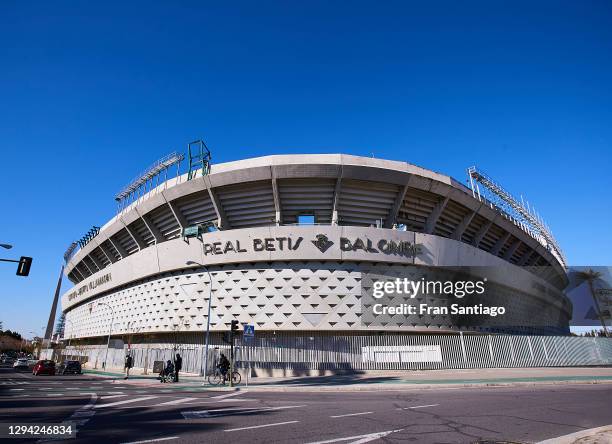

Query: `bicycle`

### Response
(207, 368, 241, 385)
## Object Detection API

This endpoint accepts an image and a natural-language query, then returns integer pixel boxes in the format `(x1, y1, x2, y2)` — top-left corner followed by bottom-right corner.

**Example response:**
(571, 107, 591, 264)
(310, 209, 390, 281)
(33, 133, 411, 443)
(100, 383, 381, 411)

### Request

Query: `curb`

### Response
(81, 370, 612, 392)
(235, 379, 612, 392)
(537, 424, 612, 444)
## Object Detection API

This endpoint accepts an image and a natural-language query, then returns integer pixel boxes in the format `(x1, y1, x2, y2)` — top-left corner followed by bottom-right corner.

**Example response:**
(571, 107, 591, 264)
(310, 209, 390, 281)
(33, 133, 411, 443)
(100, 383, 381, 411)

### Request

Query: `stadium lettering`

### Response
(202, 235, 421, 257)
(340, 238, 421, 257)
(203, 237, 304, 255)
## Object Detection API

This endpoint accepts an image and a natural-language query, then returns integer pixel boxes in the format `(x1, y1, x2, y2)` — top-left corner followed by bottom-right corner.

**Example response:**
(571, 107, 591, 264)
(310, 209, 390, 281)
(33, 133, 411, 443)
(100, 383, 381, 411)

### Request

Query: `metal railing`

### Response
(46, 333, 612, 374)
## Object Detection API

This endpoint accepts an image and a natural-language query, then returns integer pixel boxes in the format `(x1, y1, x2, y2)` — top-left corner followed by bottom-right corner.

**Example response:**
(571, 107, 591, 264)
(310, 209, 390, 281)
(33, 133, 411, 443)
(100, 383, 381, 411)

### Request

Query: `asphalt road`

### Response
(1, 366, 611, 444)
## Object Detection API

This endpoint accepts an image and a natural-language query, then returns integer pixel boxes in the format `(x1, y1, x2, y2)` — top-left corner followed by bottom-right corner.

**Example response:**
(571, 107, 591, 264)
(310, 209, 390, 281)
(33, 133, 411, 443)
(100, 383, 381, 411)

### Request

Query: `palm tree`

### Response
(575, 269, 609, 337)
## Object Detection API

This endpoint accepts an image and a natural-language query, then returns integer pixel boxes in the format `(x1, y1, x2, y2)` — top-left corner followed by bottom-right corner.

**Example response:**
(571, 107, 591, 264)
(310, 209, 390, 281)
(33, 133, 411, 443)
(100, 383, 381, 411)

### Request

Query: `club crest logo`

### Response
(312, 234, 334, 253)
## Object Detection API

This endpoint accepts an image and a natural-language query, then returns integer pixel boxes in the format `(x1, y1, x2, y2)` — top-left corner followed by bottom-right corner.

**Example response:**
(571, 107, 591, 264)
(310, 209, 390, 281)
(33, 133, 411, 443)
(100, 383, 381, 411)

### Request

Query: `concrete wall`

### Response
(62, 226, 571, 339)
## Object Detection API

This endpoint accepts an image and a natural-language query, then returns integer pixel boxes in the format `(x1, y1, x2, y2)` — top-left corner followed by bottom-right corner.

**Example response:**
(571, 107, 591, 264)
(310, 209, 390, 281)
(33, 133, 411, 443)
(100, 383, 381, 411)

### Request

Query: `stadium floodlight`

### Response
(115, 151, 185, 204)
(467, 166, 567, 268)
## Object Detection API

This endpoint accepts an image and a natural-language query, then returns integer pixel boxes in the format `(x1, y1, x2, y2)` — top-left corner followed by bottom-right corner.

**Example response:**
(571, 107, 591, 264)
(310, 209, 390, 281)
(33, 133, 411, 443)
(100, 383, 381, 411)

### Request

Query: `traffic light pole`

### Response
(229, 334, 234, 388)
(229, 320, 239, 387)
(0, 256, 33, 276)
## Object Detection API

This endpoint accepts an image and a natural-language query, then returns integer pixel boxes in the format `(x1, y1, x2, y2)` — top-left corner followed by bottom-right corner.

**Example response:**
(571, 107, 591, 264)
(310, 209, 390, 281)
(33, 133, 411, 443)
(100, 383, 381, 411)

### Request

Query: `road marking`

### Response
(106, 391, 125, 395)
(330, 412, 373, 418)
(155, 397, 199, 406)
(400, 404, 439, 410)
(305, 429, 404, 444)
(59, 393, 98, 439)
(102, 394, 128, 399)
(224, 420, 299, 432)
(211, 391, 247, 400)
(40, 388, 52, 390)
(217, 398, 257, 403)
(95, 396, 158, 408)
(9, 389, 24, 391)
(120, 437, 179, 444)
(181, 405, 307, 419)
(46, 393, 63, 396)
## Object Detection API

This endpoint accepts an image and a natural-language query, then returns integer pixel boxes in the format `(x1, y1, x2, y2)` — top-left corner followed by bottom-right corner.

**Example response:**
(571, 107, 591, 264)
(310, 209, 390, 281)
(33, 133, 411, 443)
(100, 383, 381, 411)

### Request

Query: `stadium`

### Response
(55, 147, 611, 374)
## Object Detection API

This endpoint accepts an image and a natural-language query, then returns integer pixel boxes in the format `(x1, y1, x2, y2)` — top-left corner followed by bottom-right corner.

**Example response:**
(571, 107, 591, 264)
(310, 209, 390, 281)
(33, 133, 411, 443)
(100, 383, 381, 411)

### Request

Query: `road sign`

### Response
(243, 324, 255, 338)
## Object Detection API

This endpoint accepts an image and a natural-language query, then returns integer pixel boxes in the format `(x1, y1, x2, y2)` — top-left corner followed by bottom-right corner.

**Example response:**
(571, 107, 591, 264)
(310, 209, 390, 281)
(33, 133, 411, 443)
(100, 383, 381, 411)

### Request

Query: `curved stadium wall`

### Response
(58, 154, 585, 372)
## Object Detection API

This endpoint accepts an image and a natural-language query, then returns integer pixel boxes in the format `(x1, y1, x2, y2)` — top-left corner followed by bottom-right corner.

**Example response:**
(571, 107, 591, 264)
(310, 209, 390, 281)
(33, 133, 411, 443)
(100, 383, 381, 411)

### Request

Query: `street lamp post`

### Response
(185, 261, 213, 378)
(97, 302, 115, 370)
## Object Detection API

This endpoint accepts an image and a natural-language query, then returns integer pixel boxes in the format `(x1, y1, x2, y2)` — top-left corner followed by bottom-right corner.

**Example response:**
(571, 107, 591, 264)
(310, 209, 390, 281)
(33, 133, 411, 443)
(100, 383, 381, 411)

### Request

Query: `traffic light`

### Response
(16, 256, 32, 277)
(222, 332, 232, 344)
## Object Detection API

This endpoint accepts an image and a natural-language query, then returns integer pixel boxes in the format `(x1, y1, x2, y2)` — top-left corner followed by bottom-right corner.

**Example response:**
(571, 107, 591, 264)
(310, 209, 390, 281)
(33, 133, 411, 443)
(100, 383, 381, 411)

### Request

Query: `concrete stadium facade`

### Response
(61, 155, 571, 351)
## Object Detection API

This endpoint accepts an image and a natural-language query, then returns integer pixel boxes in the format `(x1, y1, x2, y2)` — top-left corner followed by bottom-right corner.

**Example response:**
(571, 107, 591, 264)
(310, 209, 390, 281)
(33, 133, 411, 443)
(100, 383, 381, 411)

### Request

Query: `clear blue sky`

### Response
(1, 1, 611, 336)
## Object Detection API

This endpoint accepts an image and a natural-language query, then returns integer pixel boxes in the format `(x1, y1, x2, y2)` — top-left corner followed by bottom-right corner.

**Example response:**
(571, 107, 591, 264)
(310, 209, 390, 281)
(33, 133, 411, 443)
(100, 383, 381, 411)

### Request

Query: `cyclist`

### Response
(218, 353, 230, 385)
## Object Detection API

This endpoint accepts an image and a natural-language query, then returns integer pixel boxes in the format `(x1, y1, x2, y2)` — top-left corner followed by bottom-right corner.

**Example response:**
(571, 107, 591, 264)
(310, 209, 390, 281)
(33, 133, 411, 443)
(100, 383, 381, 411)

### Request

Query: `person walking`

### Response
(124, 353, 133, 380)
(173, 353, 182, 382)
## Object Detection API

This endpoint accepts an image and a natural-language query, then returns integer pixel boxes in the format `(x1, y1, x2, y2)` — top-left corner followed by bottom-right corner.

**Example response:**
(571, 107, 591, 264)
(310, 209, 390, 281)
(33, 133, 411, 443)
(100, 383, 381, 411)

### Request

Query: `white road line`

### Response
(217, 398, 257, 403)
(330, 412, 373, 418)
(305, 429, 404, 444)
(106, 391, 125, 395)
(401, 404, 439, 410)
(102, 394, 128, 400)
(120, 437, 179, 444)
(224, 420, 299, 432)
(155, 397, 199, 406)
(9, 389, 24, 391)
(181, 405, 307, 419)
(46, 393, 63, 396)
(211, 391, 247, 400)
(95, 396, 158, 408)
(49, 393, 99, 442)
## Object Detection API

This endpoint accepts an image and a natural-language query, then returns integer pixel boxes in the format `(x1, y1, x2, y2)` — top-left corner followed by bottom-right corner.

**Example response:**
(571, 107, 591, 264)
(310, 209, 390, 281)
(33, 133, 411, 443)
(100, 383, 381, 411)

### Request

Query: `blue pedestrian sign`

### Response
(243, 324, 255, 338)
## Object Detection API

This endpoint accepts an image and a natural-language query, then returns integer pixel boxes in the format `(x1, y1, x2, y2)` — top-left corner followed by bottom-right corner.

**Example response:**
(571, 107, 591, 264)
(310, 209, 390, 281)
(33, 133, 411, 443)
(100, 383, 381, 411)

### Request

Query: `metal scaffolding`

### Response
(467, 166, 567, 268)
(187, 139, 211, 180)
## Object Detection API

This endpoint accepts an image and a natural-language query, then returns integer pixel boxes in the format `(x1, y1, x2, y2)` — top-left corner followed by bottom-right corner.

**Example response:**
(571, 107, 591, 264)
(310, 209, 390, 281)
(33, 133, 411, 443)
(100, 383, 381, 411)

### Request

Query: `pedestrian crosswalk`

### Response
(1, 383, 261, 413)
(0, 380, 29, 385)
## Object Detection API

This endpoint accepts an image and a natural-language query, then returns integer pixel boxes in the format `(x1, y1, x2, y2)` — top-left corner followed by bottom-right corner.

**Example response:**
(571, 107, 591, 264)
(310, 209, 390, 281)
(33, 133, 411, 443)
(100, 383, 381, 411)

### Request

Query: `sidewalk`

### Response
(83, 366, 612, 391)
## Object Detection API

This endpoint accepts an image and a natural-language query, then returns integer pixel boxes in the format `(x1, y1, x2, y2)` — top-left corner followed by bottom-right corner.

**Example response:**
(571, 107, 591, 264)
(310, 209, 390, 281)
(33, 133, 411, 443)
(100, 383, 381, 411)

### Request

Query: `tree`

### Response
(54, 313, 66, 339)
(575, 269, 609, 337)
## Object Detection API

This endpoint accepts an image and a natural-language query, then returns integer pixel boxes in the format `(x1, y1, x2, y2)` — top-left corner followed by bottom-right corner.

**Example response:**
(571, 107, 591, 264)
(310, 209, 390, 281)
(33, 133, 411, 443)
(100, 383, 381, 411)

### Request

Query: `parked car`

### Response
(32, 360, 56, 376)
(13, 358, 29, 370)
(58, 360, 82, 375)
(1, 354, 15, 365)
